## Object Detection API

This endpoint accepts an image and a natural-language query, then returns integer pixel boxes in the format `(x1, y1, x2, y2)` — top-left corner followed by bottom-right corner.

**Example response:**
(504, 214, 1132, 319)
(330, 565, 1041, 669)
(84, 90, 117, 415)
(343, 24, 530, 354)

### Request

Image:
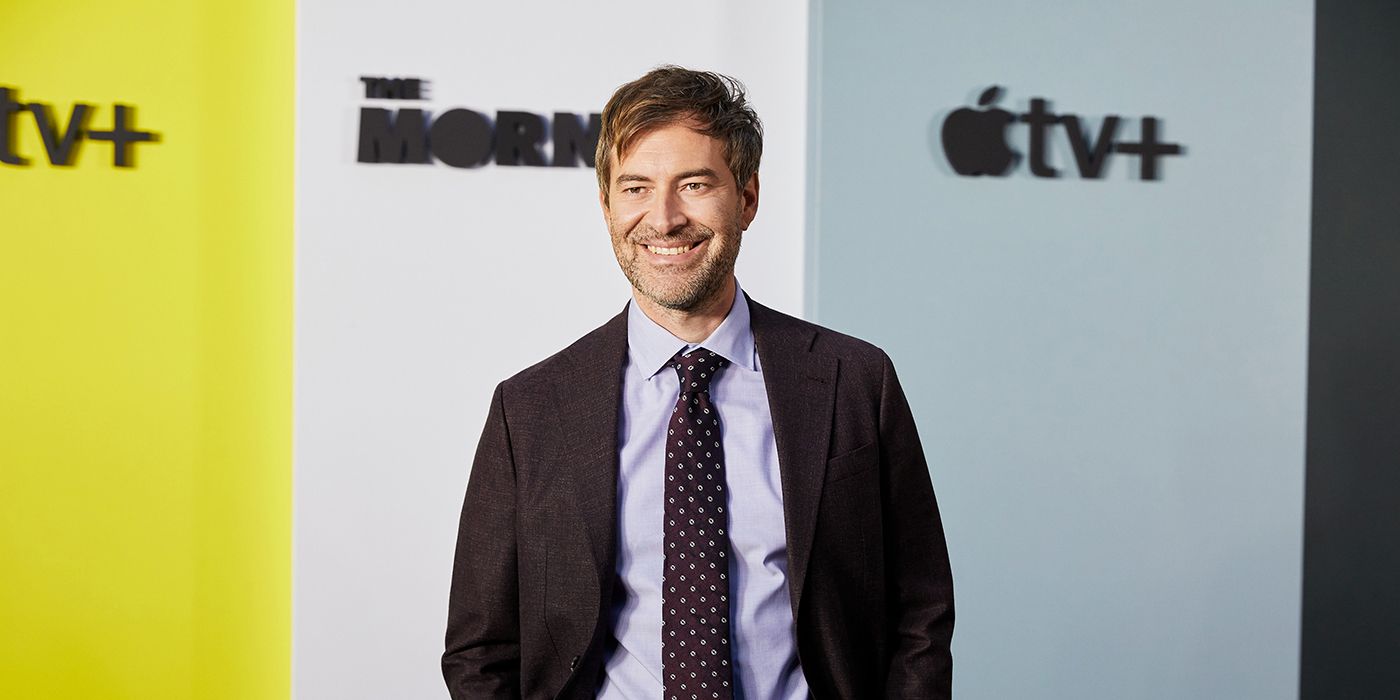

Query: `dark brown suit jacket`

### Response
(443, 295, 953, 699)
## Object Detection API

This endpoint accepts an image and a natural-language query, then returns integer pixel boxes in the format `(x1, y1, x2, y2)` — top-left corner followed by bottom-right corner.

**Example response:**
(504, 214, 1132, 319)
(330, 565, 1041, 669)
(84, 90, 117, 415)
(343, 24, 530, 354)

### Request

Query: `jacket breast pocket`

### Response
(826, 440, 878, 484)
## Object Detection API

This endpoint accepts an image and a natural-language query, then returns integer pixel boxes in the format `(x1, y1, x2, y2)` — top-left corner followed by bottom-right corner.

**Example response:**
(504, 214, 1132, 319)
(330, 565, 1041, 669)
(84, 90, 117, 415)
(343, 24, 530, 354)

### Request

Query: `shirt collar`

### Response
(626, 281, 757, 381)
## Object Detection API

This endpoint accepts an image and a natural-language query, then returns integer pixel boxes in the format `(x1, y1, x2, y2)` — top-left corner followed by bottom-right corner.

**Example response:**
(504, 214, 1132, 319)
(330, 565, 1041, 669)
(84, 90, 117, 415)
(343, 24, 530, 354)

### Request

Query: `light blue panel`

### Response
(809, 1, 1313, 698)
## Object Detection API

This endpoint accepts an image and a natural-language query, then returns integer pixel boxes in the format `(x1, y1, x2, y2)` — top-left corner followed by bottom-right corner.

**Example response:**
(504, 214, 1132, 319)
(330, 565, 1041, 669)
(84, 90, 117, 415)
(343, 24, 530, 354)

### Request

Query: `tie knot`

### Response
(669, 348, 728, 393)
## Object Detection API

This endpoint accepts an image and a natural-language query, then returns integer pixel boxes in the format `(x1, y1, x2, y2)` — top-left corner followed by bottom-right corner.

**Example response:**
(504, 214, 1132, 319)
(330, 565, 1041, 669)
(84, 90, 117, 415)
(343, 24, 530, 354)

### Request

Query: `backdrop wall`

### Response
(1301, 1, 1400, 696)
(293, 3, 808, 697)
(809, 1, 1314, 698)
(1, 2, 292, 699)
(15, 2, 1398, 699)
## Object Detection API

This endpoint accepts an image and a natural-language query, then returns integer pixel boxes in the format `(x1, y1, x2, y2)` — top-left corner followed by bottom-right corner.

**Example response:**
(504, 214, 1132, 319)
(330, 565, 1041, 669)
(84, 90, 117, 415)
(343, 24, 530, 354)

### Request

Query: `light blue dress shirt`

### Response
(597, 283, 810, 699)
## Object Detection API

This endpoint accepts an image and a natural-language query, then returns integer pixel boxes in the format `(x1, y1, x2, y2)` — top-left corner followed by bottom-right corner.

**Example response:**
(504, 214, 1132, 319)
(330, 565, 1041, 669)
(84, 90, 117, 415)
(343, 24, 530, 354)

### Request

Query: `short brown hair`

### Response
(595, 65, 763, 202)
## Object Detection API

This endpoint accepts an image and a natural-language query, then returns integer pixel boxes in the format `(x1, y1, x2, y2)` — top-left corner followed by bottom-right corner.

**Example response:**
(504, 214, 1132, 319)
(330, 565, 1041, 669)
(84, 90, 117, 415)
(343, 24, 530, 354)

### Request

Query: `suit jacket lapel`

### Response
(555, 306, 629, 599)
(748, 296, 838, 620)
(552, 296, 837, 626)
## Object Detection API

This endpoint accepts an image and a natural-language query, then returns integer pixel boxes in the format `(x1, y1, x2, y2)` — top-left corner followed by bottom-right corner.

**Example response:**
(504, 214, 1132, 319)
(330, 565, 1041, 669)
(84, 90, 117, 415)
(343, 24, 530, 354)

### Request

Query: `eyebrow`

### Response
(674, 168, 719, 181)
(613, 168, 721, 186)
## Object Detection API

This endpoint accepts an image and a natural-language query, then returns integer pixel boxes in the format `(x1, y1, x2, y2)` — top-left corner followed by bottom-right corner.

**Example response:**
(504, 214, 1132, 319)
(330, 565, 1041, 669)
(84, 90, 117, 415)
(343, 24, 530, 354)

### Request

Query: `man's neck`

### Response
(634, 277, 737, 343)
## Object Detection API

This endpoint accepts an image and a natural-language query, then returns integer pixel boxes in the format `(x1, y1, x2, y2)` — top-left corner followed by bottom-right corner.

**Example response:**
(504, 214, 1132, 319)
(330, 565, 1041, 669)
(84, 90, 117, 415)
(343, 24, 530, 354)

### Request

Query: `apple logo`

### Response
(941, 86, 1016, 176)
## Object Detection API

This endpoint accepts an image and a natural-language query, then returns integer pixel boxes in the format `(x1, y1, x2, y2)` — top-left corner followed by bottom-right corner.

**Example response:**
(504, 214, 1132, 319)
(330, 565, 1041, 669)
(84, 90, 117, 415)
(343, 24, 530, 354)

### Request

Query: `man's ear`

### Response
(599, 187, 609, 217)
(739, 173, 760, 230)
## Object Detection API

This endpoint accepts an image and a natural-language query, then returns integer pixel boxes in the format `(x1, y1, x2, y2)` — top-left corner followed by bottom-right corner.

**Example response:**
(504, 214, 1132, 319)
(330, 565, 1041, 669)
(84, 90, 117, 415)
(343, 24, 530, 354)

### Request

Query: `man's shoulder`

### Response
(747, 297, 891, 369)
(497, 306, 629, 394)
(492, 296, 896, 397)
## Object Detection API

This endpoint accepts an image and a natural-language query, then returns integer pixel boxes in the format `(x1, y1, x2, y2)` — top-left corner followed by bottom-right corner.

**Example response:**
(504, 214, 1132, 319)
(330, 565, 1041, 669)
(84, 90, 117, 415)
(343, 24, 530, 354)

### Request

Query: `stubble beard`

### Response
(617, 222, 742, 312)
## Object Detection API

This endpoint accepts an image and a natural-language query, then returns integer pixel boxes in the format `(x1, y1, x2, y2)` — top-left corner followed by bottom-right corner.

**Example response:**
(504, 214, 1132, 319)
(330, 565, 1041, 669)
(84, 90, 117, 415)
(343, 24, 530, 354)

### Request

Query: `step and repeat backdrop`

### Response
(292, 2, 809, 699)
(809, 2, 1313, 698)
(1, 2, 292, 699)
(8, 1, 1393, 699)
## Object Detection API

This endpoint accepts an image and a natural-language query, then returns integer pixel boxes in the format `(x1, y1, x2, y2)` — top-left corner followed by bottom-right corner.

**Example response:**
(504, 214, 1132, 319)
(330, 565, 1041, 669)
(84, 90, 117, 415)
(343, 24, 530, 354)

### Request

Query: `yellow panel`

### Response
(0, 2, 292, 699)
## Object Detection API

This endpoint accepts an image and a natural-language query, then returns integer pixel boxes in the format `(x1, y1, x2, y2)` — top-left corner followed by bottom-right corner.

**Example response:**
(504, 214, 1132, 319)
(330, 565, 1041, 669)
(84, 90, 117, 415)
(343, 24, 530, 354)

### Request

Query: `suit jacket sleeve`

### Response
(443, 382, 522, 699)
(878, 352, 955, 698)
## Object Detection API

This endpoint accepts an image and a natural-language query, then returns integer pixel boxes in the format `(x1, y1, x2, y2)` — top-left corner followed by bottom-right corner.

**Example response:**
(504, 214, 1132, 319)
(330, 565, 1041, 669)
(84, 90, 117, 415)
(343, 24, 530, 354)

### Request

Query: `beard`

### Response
(615, 221, 742, 312)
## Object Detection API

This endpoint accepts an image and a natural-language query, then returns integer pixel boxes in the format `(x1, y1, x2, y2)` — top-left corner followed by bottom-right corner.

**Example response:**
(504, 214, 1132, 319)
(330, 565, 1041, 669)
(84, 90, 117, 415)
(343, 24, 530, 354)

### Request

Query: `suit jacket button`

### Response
(569, 655, 580, 670)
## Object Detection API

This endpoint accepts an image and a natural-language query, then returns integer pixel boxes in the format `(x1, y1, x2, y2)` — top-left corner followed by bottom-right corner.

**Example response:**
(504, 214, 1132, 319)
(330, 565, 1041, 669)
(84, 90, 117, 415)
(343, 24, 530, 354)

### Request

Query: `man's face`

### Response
(600, 121, 759, 312)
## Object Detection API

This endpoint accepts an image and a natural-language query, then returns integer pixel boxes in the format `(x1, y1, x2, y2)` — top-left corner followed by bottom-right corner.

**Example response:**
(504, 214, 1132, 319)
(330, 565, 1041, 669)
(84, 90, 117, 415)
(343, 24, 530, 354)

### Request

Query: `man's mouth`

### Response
(642, 240, 702, 256)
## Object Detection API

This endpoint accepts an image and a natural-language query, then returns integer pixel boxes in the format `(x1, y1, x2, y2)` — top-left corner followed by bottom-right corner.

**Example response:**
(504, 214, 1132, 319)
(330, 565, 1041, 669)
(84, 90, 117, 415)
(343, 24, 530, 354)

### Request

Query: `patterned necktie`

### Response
(662, 348, 734, 699)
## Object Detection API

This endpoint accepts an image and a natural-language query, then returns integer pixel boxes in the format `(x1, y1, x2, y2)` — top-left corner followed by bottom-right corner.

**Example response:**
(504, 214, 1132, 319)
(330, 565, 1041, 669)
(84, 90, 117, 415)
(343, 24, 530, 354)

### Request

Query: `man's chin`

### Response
(636, 289, 702, 311)
(626, 279, 695, 310)
(632, 278, 731, 313)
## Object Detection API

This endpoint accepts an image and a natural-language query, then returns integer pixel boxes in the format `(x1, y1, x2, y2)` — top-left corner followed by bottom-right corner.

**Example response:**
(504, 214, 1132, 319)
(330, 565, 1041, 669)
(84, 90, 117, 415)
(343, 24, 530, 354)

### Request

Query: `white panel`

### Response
(294, 3, 808, 698)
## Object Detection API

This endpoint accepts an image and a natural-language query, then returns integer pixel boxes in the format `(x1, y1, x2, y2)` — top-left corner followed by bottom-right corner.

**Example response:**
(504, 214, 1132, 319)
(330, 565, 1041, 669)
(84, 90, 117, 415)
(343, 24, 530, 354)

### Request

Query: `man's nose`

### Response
(644, 189, 688, 234)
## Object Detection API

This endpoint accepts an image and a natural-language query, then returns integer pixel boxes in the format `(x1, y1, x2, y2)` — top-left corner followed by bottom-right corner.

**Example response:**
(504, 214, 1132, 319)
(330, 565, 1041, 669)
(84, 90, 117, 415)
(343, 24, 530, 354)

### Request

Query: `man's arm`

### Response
(443, 382, 522, 698)
(877, 352, 955, 698)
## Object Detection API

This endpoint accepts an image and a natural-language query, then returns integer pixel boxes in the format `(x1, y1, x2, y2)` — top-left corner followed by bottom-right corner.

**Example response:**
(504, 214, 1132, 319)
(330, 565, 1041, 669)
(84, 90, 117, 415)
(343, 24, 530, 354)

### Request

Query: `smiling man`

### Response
(443, 66, 954, 699)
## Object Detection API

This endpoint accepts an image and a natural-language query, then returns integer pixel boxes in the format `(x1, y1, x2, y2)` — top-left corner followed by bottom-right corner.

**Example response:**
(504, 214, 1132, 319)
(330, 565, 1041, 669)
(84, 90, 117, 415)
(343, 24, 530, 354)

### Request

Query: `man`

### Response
(443, 66, 953, 699)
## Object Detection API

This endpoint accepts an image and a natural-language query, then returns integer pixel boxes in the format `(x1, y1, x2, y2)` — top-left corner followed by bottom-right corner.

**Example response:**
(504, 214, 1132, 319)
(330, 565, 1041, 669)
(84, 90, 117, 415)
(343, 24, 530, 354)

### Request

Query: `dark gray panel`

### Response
(1301, 1, 1400, 696)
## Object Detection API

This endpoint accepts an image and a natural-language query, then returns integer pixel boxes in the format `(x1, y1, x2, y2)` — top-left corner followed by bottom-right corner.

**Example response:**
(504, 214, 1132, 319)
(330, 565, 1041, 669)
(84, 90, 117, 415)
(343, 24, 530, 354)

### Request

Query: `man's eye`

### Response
(623, 186, 646, 195)
(682, 182, 707, 192)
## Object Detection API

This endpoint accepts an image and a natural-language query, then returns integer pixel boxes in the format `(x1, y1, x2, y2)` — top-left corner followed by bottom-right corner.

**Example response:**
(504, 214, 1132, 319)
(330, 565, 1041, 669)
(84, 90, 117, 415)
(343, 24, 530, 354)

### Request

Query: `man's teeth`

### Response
(646, 242, 698, 255)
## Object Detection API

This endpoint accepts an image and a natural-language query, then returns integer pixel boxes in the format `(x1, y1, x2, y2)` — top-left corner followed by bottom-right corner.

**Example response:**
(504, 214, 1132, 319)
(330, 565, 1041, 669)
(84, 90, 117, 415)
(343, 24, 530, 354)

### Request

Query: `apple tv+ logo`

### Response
(941, 86, 1183, 180)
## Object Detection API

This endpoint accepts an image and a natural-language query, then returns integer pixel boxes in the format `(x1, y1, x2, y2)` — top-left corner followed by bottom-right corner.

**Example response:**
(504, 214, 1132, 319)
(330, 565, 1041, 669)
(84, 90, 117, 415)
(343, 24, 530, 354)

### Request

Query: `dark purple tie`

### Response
(662, 348, 734, 699)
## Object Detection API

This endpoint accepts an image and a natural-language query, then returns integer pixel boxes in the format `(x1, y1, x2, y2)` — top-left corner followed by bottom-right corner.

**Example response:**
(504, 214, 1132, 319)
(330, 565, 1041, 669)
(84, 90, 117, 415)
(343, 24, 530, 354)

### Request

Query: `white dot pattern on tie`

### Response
(662, 348, 734, 699)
